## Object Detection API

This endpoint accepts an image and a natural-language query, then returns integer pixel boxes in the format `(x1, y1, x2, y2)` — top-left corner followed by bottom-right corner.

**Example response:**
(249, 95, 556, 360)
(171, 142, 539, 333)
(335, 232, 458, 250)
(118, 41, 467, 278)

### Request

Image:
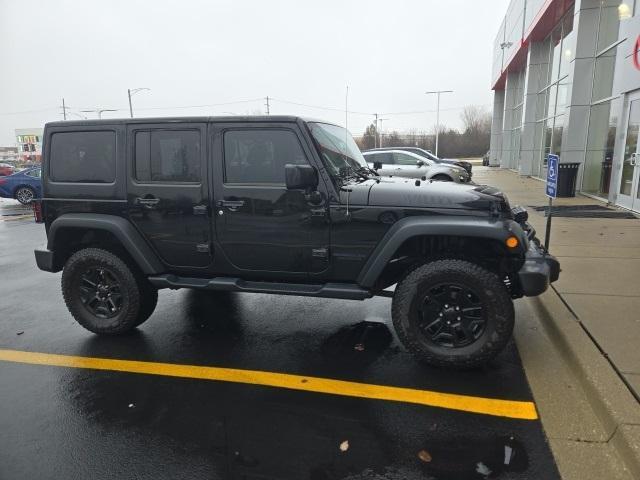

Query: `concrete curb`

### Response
(528, 289, 640, 478)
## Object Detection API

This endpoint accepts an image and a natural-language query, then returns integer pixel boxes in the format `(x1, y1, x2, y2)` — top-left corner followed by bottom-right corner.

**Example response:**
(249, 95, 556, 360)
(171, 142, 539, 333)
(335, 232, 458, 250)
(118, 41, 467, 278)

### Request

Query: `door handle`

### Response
(217, 200, 245, 209)
(193, 205, 208, 215)
(136, 197, 160, 208)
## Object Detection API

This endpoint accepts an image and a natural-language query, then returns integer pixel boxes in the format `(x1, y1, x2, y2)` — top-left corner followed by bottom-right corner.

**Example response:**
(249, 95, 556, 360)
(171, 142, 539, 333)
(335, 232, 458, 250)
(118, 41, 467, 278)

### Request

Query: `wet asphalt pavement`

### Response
(0, 216, 560, 480)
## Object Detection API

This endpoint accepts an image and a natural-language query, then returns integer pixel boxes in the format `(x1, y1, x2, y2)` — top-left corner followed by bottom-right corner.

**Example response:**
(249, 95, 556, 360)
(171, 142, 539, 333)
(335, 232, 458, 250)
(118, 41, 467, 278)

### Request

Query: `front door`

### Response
(211, 124, 329, 278)
(617, 93, 640, 212)
(127, 123, 211, 269)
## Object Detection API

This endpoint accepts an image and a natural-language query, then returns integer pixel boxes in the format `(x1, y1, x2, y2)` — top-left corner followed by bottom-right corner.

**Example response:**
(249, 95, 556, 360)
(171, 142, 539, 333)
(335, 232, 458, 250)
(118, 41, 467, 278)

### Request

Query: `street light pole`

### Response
(425, 90, 453, 157)
(378, 118, 388, 147)
(127, 87, 150, 118)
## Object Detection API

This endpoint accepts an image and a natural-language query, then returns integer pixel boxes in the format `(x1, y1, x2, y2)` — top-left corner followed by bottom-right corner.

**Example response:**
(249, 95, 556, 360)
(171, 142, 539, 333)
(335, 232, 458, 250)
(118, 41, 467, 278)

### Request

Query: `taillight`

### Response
(32, 200, 43, 223)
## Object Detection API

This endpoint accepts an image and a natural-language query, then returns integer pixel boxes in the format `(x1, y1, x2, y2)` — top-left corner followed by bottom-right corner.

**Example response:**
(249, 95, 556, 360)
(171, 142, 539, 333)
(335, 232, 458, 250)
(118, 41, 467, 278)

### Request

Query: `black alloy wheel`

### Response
(417, 283, 486, 348)
(77, 267, 123, 319)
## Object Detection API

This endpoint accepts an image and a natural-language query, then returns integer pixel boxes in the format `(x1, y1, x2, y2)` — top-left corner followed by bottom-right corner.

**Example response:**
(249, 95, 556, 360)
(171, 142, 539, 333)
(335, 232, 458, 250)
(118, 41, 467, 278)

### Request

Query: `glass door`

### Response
(617, 94, 640, 212)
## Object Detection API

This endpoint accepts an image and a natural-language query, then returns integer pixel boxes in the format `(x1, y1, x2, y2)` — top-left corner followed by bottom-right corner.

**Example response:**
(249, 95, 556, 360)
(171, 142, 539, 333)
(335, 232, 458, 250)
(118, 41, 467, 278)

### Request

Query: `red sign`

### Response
(634, 35, 640, 71)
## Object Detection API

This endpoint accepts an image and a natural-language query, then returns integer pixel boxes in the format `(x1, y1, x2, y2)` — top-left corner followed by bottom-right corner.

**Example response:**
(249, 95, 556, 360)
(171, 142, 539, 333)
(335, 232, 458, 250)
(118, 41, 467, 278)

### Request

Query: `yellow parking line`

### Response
(0, 349, 537, 420)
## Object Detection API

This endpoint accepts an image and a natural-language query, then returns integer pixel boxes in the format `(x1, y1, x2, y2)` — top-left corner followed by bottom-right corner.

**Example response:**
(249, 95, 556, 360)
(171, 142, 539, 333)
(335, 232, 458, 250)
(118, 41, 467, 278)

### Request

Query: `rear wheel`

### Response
(15, 186, 35, 204)
(61, 248, 155, 334)
(392, 259, 514, 368)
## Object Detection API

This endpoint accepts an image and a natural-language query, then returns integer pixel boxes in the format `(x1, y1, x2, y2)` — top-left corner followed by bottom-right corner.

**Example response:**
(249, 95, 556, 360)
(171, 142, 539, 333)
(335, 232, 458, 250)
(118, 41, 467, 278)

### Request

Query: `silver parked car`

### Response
(363, 149, 470, 182)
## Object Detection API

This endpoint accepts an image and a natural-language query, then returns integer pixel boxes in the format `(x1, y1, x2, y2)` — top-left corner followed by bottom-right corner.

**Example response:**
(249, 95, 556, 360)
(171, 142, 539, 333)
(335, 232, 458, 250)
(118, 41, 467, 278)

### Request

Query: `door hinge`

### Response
(196, 243, 211, 253)
(312, 247, 329, 259)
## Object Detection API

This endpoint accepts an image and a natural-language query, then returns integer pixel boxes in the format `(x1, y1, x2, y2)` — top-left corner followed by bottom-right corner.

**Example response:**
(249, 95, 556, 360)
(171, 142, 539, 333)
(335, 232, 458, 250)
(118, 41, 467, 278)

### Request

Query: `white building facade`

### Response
(490, 0, 640, 212)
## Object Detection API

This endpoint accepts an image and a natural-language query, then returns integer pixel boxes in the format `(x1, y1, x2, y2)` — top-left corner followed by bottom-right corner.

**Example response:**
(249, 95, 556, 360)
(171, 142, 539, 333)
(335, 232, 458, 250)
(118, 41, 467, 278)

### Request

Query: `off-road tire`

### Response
(61, 248, 152, 334)
(392, 259, 514, 369)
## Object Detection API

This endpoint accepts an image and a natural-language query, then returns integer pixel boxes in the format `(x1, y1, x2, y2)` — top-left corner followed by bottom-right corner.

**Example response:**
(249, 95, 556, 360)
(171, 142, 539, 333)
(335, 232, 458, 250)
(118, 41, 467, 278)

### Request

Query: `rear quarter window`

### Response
(49, 131, 116, 183)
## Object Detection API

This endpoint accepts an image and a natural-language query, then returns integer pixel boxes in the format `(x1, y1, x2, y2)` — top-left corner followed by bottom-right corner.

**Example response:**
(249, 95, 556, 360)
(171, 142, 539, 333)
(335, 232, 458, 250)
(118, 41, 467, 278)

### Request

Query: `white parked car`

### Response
(363, 149, 470, 182)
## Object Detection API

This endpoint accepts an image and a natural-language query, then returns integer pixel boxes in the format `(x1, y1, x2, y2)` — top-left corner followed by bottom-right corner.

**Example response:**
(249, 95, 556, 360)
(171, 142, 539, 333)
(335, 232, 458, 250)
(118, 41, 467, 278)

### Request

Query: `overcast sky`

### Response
(0, 0, 509, 145)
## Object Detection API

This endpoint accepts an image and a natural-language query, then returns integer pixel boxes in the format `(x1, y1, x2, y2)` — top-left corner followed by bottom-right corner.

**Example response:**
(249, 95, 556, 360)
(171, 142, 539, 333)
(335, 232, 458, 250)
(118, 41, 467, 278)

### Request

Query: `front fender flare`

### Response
(47, 213, 164, 274)
(356, 216, 526, 288)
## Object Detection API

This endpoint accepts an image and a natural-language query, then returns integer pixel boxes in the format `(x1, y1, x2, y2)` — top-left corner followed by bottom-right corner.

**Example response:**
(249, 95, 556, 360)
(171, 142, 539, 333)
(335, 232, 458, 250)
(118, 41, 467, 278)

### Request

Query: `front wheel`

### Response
(431, 174, 452, 182)
(392, 259, 514, 369)
(61, 248, 155, 334)
(15, 186, 35, 204)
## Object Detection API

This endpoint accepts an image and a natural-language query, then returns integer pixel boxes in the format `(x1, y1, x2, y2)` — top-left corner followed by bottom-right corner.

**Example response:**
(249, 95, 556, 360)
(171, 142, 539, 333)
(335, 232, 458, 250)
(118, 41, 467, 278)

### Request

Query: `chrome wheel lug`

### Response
(444, 304, 449, 308)
(439, 313, 443, 317)
(457, 316, 461, 321)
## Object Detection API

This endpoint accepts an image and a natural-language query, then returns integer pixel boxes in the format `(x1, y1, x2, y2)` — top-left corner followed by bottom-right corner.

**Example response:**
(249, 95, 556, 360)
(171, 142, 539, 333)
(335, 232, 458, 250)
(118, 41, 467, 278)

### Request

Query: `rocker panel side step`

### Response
(148, 275, 373, 300)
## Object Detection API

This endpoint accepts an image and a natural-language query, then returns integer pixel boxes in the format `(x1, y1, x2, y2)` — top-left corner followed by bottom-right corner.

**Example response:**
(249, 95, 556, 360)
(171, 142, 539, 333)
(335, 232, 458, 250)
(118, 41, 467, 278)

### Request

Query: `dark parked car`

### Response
(364, 147, 472, 176)
(0, 167, 42, 204)
(34, 116, 559, 368)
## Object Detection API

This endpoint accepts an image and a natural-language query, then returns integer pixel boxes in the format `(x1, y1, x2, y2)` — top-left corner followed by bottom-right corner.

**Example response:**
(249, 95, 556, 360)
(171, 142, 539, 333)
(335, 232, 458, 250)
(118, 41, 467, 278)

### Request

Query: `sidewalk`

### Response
(473, 166, 640, 476)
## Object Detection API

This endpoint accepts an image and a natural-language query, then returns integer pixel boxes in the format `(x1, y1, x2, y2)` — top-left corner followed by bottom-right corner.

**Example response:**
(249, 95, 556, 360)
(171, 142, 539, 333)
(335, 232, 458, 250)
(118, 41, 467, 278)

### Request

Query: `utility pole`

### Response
(425, 90, 453, 157)
(265, 96, 270, 115)
(374, 113, 379, 148)
(378, 118, 389, 147)
(61, 98, 69, 120)
(128, 87, 150, 118)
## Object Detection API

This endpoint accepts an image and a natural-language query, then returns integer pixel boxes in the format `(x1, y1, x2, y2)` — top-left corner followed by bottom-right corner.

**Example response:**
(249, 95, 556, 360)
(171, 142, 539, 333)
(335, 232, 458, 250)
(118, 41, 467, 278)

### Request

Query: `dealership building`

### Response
(490, 0, 640, 212)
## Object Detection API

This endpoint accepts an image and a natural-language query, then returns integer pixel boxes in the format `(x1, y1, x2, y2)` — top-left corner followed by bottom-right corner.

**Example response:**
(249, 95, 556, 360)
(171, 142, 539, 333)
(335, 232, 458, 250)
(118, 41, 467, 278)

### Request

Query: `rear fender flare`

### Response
(47, 213, 164, 274)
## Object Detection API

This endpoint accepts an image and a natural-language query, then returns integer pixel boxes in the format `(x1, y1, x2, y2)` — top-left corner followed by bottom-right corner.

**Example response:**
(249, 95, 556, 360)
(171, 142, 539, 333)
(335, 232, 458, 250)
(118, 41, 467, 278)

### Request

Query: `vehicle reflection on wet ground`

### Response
(0, 220, 559, 479)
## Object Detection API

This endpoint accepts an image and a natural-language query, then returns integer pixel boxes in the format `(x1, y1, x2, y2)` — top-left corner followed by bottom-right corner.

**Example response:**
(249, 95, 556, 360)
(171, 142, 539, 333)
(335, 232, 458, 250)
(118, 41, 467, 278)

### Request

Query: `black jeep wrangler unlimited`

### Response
(34, 116, 559, 368)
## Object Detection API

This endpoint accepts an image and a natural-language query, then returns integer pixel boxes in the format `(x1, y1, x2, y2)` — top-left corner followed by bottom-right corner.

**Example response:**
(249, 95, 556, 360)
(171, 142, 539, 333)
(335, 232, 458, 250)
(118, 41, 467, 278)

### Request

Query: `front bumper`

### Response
(34, 247, 57, 272)
(517, 234, 560, 297)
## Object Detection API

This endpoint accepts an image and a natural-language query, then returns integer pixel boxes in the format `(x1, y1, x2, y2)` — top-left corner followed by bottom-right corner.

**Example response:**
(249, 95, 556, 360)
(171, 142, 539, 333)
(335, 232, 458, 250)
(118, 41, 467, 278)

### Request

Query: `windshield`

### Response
(307, 122, 368, 177)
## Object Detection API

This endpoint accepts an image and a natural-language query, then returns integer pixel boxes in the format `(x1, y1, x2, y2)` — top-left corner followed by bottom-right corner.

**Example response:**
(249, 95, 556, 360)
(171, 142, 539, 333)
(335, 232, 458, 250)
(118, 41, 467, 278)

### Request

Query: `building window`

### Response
(532, 4, 575, 178)
(583, 101, 618, 197)
(580, 1, 624, 197)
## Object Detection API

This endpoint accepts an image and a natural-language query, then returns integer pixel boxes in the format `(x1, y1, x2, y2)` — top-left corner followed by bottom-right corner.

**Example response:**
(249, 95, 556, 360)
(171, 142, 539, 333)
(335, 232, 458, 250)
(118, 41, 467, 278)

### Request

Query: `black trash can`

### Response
(557, 162, 580, 197)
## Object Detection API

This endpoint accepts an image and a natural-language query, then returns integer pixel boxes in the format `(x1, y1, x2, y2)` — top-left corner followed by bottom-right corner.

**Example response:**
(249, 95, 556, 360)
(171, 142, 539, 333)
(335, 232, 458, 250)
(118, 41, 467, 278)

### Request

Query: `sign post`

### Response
(545, 154, 559, 252)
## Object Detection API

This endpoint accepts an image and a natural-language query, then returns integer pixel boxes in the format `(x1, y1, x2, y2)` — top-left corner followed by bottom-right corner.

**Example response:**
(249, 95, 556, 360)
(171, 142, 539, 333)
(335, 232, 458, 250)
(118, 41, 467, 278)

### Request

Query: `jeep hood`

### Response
(340, 176, 510, 212)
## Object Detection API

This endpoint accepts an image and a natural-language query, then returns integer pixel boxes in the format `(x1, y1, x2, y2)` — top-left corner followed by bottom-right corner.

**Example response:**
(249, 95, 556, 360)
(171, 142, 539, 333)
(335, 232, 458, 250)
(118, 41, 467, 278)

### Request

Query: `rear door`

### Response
(127, 123, 211, 269)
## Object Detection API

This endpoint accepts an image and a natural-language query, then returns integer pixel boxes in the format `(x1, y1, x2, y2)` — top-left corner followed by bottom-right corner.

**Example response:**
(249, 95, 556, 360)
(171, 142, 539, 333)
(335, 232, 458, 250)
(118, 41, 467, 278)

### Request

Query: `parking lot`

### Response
(0, 204, 561, 480)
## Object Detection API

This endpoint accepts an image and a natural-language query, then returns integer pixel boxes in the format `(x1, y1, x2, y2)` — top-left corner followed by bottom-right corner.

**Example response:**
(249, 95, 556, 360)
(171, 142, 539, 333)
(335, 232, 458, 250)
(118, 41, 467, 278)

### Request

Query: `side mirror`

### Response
(285, 164, 318, 190)
(373, 161, 382, 170)
(416, 159, 425, 167)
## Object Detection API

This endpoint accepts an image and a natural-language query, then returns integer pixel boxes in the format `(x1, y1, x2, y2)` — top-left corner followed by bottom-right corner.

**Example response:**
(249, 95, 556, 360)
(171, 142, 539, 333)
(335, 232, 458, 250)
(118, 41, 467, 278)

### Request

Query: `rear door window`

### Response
(393, 152, 419, 165)
(135, 130, 201, 183)
(49, 131, 116, 183)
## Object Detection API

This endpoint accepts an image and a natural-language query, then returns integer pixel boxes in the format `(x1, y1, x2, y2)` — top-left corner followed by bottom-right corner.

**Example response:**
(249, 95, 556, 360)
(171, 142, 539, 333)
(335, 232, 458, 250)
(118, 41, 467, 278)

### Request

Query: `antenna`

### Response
(344, 85, 349, 160)
(265, 96, 270, 115)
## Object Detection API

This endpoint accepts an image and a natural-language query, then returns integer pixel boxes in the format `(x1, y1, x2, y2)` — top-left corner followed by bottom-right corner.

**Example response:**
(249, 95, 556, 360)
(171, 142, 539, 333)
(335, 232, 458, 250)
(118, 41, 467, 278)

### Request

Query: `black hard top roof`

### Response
(45, 115, 332, 128)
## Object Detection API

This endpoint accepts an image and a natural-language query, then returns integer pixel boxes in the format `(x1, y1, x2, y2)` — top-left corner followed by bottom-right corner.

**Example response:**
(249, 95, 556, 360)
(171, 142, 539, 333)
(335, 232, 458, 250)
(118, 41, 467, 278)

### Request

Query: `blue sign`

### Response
(546, 154, 559, 198)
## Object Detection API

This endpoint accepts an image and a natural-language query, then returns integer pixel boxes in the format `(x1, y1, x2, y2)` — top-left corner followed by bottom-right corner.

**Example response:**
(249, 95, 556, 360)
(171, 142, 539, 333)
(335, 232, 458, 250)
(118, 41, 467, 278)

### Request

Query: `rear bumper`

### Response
(517, 239, 560, 297)
(34, 247, 57, 272)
